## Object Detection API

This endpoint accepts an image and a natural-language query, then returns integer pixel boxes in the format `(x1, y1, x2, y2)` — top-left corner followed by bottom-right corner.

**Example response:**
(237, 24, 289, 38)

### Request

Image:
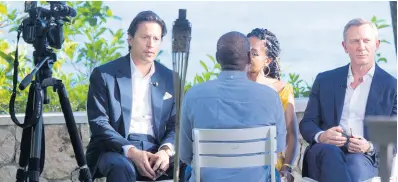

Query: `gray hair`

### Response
(343, 18, 379, 41)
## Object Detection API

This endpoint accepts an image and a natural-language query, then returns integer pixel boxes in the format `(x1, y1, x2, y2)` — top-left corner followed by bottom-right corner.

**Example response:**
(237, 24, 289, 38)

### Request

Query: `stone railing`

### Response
(0, 98, 309, 182)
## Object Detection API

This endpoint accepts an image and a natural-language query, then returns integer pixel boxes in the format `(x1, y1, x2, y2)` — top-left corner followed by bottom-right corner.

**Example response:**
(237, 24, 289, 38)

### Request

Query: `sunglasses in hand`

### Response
(153, 169, 168, 181)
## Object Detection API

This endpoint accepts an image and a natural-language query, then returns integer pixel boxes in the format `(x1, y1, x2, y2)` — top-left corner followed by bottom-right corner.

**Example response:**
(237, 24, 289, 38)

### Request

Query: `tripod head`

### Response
(20, 1, 76, 88)
(22, 1, 76, 50)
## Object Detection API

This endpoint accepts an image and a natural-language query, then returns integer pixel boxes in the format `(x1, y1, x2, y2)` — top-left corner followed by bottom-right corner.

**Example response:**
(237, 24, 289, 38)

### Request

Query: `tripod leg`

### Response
(16, 83, 35, 182)
(40, 123, 45, 174)
(16, 128, 31, 182)
(28, 118, 43, 182)
(28, 86, 45, 182)
(56, 81, 92, 182)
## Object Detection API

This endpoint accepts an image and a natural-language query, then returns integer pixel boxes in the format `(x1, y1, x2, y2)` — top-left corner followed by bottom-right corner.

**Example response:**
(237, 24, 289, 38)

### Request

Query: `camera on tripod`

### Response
(9, 2, 92, 182)
(21, 1, 76, 49)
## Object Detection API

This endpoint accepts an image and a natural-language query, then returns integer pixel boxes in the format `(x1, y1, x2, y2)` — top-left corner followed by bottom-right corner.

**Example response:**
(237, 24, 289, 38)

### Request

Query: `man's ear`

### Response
(127, 35, 133, 45)
(342, 41, 348, 53)
(375, 39, 380, 50)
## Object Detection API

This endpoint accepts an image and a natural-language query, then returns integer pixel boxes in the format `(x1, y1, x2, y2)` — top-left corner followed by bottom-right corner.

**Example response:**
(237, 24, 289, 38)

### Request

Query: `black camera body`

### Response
(21, 1, 76, 50)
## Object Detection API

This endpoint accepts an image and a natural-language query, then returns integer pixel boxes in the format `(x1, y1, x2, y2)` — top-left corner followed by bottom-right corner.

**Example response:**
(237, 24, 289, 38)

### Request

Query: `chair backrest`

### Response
(391, 154, 397, 178)
(192, 126, 277, 182)
(301, 177, 318, 182)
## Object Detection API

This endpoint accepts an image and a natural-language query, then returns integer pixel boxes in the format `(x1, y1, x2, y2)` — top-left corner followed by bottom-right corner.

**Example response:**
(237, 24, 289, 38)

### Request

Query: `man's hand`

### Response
(318, 126, 347, 146)
(348, 136, 370, 153)
(127, 147, 158, 180)
(150, 149, 171, 173)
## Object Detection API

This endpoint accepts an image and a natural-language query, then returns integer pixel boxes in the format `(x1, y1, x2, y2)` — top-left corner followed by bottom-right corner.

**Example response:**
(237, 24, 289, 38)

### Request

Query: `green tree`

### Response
(183, 54, 313, 98)
(390, 1, 397, 53)
(287, 73, 312, 98)
(371, 15, 392, 63)
(63, 1, 124, 78)
(0, 2, 32, 114)
(184, 55, 220, 92)
(0, 1, 125, 114)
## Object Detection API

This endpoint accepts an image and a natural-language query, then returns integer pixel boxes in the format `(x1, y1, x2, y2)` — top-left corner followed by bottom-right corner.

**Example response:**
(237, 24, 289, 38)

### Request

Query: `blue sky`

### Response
(5, 1, 397, 84)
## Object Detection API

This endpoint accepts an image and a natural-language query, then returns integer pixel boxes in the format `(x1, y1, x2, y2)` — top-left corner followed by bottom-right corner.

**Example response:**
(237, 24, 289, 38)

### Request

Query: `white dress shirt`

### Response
(122, 56, 174, 157)
(315, 63, 375, 142)
(129, 57, 155, 137)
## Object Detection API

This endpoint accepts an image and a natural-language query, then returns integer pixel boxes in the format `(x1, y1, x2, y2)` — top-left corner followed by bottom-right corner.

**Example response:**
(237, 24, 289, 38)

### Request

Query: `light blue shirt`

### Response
(179, 71, 286, 182)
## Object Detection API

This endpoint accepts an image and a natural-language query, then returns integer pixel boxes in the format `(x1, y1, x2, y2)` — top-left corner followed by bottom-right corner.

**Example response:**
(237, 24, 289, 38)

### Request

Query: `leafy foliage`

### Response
(183, 54, 312, 98)
(0, 1, 124, 114)
(63, 1, 125, 78)
(287, 73, 312, 98)
(371, 15, 391, 63)
(184, 55, 220, 92)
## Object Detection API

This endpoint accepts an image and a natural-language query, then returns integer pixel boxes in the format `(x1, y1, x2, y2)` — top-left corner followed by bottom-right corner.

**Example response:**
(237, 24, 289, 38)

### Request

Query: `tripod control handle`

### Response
(19, 73, 33, 90)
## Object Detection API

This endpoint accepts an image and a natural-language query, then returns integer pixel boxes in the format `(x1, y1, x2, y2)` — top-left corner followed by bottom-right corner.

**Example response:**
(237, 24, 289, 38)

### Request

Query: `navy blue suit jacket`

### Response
(85, 54, 176, 178)
(299, 64, 396, 145)
(299, 64, 396, 177)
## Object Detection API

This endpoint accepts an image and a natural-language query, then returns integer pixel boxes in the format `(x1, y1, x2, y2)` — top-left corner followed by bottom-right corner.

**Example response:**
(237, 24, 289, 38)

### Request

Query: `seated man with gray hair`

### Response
(299, 18, 397, 182)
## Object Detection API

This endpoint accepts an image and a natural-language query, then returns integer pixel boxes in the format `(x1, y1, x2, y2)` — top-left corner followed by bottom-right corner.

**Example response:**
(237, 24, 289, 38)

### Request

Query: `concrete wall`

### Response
(0, 98, 310, 182)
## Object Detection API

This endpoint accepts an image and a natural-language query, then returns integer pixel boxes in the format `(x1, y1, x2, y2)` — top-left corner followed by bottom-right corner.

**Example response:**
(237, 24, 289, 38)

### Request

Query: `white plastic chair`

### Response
(96, 178, 172, 182)
(391, 154, 397, 182)
(192, 126, 277, 182)
(301, 177, 318, 182)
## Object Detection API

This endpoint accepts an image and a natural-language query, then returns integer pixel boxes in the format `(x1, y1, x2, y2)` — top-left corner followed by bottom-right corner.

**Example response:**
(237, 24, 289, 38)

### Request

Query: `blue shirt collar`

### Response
(218, 70, 248, 80)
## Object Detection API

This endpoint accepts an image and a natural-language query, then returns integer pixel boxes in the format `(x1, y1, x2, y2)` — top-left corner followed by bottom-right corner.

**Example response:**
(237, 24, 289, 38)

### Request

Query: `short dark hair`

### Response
(216, 31, 250, 71)
(247, 28, 281, 80)
(127, 11, 167, 50)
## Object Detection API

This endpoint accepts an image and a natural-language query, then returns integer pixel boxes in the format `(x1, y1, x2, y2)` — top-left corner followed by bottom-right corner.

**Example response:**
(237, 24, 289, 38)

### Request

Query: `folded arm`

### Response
(87, 68, 130, 154)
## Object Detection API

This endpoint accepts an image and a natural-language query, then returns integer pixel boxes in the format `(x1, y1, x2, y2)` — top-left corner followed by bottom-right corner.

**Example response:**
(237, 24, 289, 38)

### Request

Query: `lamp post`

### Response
(171, 9, 191, 182)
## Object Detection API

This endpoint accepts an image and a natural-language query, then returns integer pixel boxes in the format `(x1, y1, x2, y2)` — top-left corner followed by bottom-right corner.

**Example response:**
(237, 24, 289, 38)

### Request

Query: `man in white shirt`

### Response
(85, 11, 179, 182)
(299, 18, 397, 182)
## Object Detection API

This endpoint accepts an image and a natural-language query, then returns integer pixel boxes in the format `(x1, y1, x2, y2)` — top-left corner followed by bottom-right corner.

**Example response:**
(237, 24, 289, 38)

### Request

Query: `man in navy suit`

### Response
(299, 18, 397, 182)
(85, 11, 177, 182)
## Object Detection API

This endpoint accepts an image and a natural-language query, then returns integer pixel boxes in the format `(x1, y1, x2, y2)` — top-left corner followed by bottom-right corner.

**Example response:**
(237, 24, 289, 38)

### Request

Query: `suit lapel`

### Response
(334, 64, 349, 125)
(363, 65, 384, 138)
(116, 54, 133, 137)
(365, 65, 383, 116)
(151, 63, 165, 141)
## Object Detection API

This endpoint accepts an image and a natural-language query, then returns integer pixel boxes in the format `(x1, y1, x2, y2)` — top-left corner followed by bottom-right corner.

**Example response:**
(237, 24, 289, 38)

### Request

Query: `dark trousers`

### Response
(305, 143, 378, 182)
(97, 134, 183, 182)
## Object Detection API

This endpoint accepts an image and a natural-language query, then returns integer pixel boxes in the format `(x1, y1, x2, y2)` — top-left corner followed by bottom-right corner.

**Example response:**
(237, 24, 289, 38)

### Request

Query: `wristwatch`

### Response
(160, 146, 174, 157)
(366, 141, 374, 155)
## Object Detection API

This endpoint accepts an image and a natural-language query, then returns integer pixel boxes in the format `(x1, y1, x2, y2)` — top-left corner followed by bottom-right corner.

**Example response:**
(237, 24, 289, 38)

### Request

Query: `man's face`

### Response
(342, 24, 380, 66)
(129, 21, 162, 64)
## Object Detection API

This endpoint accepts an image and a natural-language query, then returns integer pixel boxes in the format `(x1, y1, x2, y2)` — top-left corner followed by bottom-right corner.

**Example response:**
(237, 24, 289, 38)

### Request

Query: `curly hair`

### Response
(247, 28, 281, 80)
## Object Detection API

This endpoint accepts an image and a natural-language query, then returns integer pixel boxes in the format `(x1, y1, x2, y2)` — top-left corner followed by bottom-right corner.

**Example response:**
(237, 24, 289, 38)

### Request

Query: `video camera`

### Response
(21, 1, 76, 50)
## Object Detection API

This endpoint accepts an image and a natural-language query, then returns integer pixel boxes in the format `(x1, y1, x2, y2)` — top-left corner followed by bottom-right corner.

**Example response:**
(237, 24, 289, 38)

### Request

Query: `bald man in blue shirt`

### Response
(179, 31, 287, 182)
